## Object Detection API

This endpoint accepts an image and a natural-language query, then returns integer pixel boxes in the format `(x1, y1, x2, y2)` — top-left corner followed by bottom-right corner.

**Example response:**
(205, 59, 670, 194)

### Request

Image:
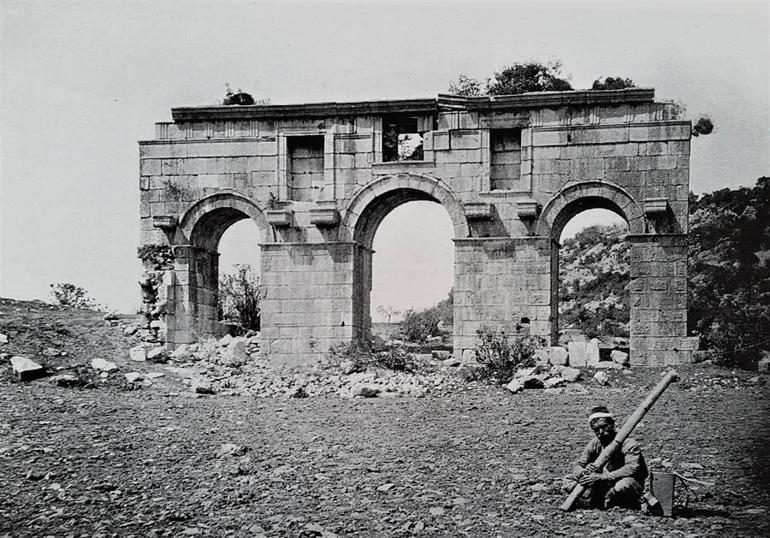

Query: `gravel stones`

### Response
(10, 356, 46, 381)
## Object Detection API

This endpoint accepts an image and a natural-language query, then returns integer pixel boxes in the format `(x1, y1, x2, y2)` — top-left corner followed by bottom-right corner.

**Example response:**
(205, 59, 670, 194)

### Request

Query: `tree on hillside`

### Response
(49, 283, 100, 310)
(592, 76, 635, 90)
(688, 177, 770, 369)
(377, 305, 402, 323)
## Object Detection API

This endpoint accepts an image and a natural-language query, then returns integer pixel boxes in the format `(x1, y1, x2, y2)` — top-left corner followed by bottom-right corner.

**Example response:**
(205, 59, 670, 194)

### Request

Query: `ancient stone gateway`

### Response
(138, 88, 696, 367)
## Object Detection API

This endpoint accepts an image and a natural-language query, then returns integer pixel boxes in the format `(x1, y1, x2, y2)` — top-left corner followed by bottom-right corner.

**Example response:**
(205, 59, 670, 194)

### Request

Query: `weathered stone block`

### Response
(10, 356, 46, 381)
(568, 342, 587, 367)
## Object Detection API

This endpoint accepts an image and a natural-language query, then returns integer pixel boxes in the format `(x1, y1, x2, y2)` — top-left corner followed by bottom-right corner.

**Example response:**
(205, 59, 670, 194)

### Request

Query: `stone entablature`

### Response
(139, 88, 692, 367)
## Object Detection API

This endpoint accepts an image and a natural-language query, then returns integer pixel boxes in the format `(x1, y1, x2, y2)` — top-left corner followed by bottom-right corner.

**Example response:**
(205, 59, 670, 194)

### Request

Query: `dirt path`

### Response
(2, 378, 768, 537)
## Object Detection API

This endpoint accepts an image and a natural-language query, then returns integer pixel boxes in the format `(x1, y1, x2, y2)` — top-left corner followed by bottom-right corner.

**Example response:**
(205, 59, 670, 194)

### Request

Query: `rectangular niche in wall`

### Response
(288, 135, 324, 202)
(490, 128, 521, 191)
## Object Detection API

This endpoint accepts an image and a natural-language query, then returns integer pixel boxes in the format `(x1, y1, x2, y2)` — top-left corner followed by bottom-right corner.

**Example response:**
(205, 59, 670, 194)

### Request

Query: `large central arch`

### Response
(343, 174, 468, 345)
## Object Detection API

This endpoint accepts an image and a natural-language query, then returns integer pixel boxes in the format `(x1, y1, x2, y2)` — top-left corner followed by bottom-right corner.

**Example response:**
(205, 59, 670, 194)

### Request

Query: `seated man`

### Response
(563, 406, 648, 509)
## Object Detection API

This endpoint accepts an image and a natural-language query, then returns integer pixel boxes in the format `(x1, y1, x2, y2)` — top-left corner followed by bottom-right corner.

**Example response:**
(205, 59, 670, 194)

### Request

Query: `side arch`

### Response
(536, 181, 645, 240)
(178, 191, 271, 249)
(342, 173, 469, 248)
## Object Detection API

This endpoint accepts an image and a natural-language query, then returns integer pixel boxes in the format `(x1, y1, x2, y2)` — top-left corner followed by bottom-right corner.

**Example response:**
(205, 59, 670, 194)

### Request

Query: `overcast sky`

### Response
(1, 0, 768, 316)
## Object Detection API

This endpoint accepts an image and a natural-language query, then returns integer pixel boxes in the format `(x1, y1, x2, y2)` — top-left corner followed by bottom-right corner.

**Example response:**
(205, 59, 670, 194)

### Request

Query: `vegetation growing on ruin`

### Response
(468, 328, 540, 384)
(400, 290, 453, 343)
(218, 264, 263, 332)
(137, 244, 174, 271)
(591, 76, 636, 90)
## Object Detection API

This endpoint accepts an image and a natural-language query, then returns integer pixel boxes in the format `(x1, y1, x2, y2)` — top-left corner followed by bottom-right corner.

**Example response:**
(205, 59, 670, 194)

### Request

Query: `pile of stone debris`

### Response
(125, 333, 468, 399)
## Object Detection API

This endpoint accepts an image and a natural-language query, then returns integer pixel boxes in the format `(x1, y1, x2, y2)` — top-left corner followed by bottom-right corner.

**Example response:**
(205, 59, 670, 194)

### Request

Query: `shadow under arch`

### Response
(342, 173, 468, 344)
(537, 181, 642, 344)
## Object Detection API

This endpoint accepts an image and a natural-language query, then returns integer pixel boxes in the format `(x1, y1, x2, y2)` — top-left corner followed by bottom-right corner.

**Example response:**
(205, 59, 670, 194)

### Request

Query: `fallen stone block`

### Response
(191, 377, 215, 394)
(442, 357, 461, 367)
(147, 347, 167, 363)
(559, 367, 582, 383)
(149, 320, 163, 330)
(549, 346, 569, 366)
(10, 356, 46, 381)
(146, 372, 165, 379)
(568, 342, 587, 367)
(611, 349, 630, 366)
(124, 372, 144, 383)
(593, 371, 610, 385)
(50, 374, 81, 388)
(0, 333, 8, 345)
(220, 337, 248, 366)
(129, 346, 147, 362)
(123, 325, 138, 336)
(544, 376, 565, 388)
(594, 361, 622, 369)
(586, 339, 601, 366)
(91, 358, 118, 372)
(506, 379, 523, 393)
(170, 344, 190, 360)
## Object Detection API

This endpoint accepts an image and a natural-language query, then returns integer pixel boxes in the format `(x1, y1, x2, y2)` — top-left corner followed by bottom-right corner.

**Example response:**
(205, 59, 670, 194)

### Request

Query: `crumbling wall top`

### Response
(170, 88, 656, 123)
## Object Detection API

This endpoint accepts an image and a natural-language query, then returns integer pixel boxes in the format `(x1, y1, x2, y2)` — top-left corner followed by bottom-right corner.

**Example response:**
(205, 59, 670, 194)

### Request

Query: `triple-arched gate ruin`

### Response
(139, 88, 696, 367)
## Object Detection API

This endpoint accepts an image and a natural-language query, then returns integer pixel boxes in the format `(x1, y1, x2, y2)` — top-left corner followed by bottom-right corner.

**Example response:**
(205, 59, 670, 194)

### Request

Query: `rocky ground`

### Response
(1, 298, 769, 537)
